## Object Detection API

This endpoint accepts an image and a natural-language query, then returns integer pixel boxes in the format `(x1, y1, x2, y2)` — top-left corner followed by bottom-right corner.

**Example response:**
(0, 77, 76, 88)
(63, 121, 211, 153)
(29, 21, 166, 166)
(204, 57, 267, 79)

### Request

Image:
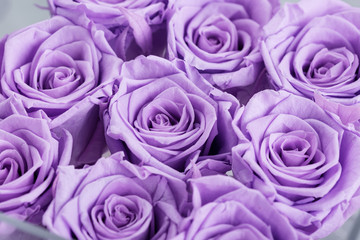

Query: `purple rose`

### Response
(174, 175, 297, 240)
(167, 0, 279, 90)
(43, 152, 188, 240)
(0, 16, 119, 164)
(103, 56, 238, 177)
(0, 97, 72, 234)
(232, 90, 360, 238)
(48, 0, 168, 60)
(261, 0, 360, 127)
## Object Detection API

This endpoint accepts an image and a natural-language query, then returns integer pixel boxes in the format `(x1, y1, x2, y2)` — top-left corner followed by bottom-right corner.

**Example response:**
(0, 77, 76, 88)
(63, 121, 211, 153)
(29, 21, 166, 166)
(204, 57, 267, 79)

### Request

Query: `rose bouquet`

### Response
(0, 0, 360, 239)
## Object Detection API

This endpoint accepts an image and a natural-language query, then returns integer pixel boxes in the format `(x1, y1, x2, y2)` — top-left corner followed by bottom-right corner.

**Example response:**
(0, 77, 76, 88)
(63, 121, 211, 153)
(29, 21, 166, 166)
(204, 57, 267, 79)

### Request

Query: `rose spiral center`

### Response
(43, 67, 79, 90)
(0, 157, 22, 185)
(191, 12, 239, 54)
(150, 113, 178, 129)
(110, 204, 135, 228)
(272, 133, 312, 167)
(294, 46, 359, 91)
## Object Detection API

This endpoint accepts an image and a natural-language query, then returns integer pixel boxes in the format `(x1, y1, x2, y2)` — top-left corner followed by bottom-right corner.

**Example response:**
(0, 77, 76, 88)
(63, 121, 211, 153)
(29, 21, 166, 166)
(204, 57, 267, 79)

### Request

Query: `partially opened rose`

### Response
(261, 0, 360, 127)
(103, 56, 238, 177)
(48, 0, 168, 60)
(43, 152, 188, 240)
(0, 97, 72, 233)
(174, 175, 298, 240)
(0, 16, 119, 163)
(167, 0, 279, 90)
(232, 90, 360, 239)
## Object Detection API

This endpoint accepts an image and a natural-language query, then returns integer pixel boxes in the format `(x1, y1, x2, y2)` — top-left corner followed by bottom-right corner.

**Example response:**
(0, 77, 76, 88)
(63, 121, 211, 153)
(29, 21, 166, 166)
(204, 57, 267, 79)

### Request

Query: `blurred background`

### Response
(0, 0, 360, 239)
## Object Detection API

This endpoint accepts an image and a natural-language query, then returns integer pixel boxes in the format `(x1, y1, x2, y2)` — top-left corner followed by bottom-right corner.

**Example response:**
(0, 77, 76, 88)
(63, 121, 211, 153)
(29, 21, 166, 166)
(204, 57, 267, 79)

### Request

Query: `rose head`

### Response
(48, 0, 168, 60)
(167, 0, 279, 90)
(174, 175, 297, 240)
(232, 90, 360, 239)
(0, 16, 119, 163)
(103, 56, 238, 177)
(261, 0, 360, 127)
(0, 97, 72, 231)
(43, 152, 188, 240)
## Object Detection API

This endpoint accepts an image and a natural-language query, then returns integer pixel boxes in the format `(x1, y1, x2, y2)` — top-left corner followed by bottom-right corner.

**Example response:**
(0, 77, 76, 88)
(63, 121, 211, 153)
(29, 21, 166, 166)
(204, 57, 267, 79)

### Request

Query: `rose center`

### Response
(192, 13, 238, 54)
(302, 47, 357, 86)
(270, 133, 314, 167)
(280, 138, 310, 166)
(316, 66, 330, 76)
(207, 36, 221, 45)
(0, 158, 21, 185)
(150, 113, 177, 128)
(0, 160, 11, 185)
(196, 29, 224, 53)
(45, 67, 78, 89)
(91, 194, 145, 232)
(110, 204, 135, 228)
(144, 101, 183, 131)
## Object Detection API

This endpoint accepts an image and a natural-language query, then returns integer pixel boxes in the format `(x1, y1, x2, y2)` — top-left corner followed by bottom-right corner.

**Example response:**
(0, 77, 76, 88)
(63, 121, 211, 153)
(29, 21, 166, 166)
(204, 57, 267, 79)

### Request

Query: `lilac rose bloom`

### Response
(174, 175, 298, 240)
(167, 0, 279, 91)
(43, 152, 188, 240)
(232, 90, 360, 239)
(0, 97, 72, 234)
(0, 16, 119, 164)
(261, 0, 360, 128)
(103, 56, 238, 177)
(48, 0, 168, 60)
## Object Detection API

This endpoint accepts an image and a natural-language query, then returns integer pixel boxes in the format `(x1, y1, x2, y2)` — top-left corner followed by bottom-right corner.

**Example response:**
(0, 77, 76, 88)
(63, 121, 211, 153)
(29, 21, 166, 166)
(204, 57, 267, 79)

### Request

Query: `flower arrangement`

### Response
(0, 0, 360, 239)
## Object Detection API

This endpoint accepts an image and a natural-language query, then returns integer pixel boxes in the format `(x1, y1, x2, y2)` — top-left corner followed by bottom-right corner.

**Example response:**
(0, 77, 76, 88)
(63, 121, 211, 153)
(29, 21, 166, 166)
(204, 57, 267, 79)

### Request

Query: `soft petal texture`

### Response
(174, 175, 298, 240)
(0, 97, 72, 233)
(232, 90, 360, 239)
(102, 56, 238, 177)
(43, 152, 188, 240)
(261, 0, 360, 129)
(0, 16, 120, 165)
(48, 0, 169, 60)
(167, 0, 279, 91)
(184, 151, 231, 180)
